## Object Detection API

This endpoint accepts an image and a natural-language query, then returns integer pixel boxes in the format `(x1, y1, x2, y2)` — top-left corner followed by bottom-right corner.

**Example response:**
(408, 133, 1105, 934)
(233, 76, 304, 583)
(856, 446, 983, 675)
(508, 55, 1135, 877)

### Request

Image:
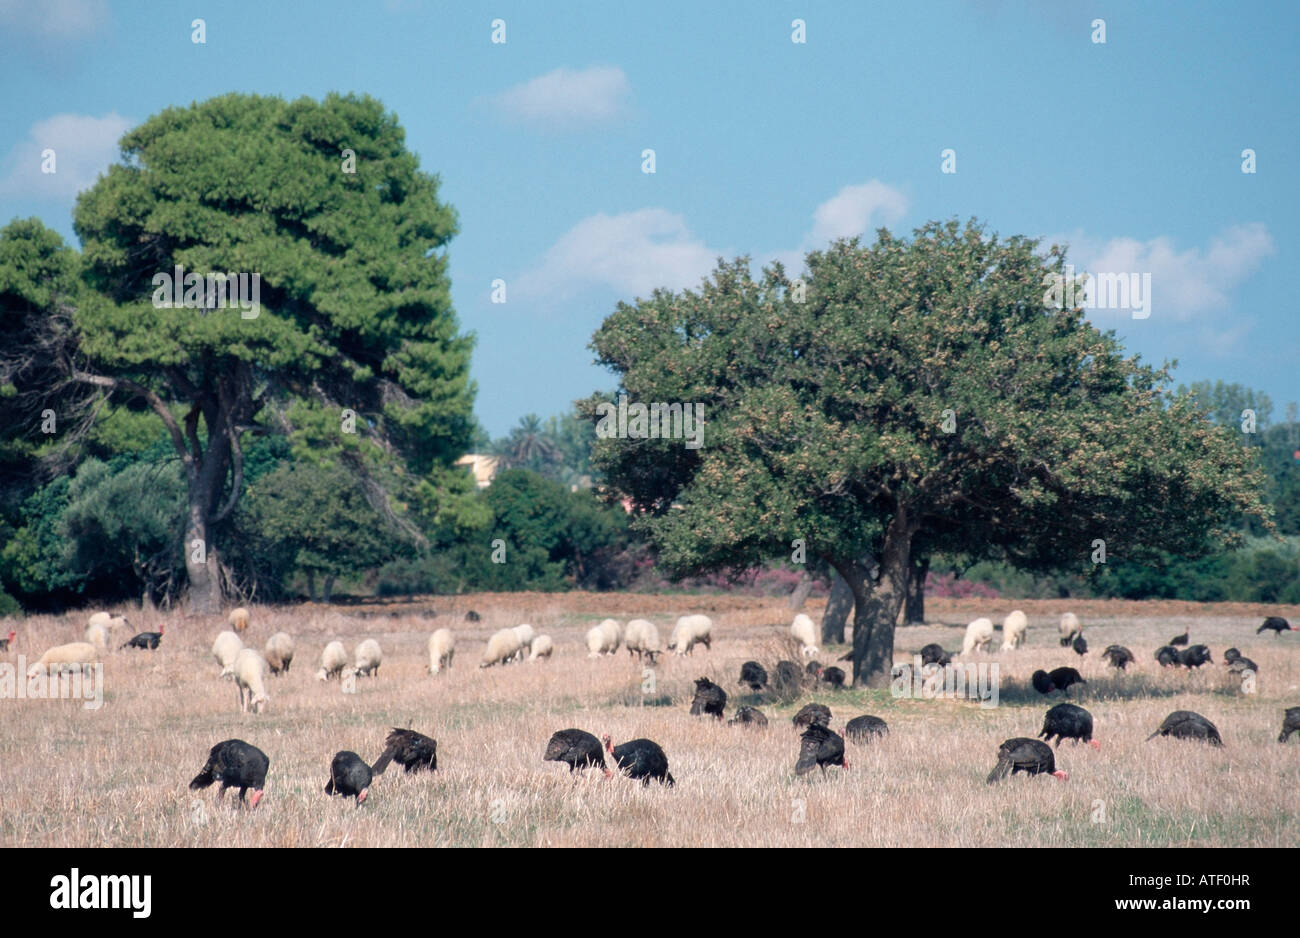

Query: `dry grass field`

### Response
(2, 593, 1298, 848)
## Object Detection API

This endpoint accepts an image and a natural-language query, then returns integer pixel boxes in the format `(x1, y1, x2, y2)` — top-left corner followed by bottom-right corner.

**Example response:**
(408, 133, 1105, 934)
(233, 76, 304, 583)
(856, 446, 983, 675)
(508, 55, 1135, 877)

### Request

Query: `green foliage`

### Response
(235, 461, 403, 597)
(589, 220, 1271, 583)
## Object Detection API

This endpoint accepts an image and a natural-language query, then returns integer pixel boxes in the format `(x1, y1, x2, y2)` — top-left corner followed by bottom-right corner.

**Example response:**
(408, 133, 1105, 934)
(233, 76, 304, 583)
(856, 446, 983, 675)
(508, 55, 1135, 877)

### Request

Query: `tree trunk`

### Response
(306, 570, 318, 603)
(184, 501, 222, 615)
(323, 575, 335, 604)
(847, 509, 917, 687)
(904, 555, 929, 624)
(787, 570, 814, 612)
(821, 570, 852, 644)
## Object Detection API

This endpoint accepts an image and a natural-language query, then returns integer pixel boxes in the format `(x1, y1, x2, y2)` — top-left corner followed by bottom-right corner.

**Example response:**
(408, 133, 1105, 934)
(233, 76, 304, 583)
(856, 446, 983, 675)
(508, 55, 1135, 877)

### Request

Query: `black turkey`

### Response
(465, 610, 481, 622)
(371, 728, 437, 774)
(1048, 667, 1086, 695)
(325, 751, 373, 803)
(773, 660, 802, 691)
(1071, 634, 1088, 656)
(818, 665, 846, 689)
(189, 739, 269, 808)
(1147, 710, 1223, 746)
(602, 735, 674, 786)
(1257, 616, 1294, 636)
(1038, 703, 1099, 749)
(1168, 628, 1189, 647)
(919, 643, 952, 668)
(738, 661, 768, 692)
(1102, 645, 1134, 670)
(544, 729, 611, 776)
(805, 660, 822, 677)
(795, 723, 848, 775)
(1222, 649, 1253, 670)
(987, 737, 1067, 783)
(728, 706, 768, 727)
(122, 626, 164, 650)
(0, 629, 12, 652)
(844, 715, 888, 742)
(1031, 670, 1055, 695)
(689, 677, 727, 719)
(1278, 707, 1300, 743)
(792, 703, 831, 730)
(1155, 645, 1181, 668)
(1178, 644, 1213, 668)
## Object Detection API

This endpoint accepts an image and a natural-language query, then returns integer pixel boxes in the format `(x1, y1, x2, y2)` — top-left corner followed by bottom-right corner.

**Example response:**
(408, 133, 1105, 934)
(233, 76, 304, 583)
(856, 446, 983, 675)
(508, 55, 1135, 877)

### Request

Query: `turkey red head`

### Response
(1052, 770, 1069, 781)
(1089, 739, 1101, 750)
(249, 788, 264, 809)
(601, 733, 614, 754)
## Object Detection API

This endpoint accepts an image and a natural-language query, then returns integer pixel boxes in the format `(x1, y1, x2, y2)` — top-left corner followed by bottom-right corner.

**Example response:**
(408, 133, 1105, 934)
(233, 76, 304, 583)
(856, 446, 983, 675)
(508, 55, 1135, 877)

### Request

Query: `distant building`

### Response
(456, 453, 499, 489)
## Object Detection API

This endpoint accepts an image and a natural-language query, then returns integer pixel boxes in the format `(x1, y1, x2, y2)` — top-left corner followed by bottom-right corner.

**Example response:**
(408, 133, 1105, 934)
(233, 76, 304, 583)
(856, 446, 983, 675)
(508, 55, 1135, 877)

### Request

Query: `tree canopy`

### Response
(38, 91, 478, 611)
(587, 219, 1271, 685)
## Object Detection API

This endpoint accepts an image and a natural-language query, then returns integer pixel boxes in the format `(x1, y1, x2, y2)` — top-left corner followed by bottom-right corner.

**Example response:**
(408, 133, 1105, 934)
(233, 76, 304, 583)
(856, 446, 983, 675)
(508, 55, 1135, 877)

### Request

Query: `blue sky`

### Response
(2, 0, 1297, 436)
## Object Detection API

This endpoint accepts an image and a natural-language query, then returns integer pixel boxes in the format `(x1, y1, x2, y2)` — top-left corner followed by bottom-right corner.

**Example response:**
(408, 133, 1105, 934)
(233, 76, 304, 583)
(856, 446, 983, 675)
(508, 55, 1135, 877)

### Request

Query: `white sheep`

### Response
(510, 624, 538, 662)
(212, 630, 244, 677)
(231, 647, 269, 713)
(27, 641, 99, 678)
(961, 617, 995, 655)
(585, 619, 622, 657)
(624, 618, 662, 663)
(480, 628, 523, 667)
(668, 614, 713, 656)
(87, 611, 112, 629)
(529, 634, 554, 661)
(263, 631, 295, 675)
(791, 613, 819, 657)
(1059, 612, 1081, 645)
(85, 622, 109, 651)
(228, 607, 250, 634)
(316, 640, 348, 681)
(999, 610, 1028, 651)
(427, 628, 455, 674)
(351, 638, 382, 677)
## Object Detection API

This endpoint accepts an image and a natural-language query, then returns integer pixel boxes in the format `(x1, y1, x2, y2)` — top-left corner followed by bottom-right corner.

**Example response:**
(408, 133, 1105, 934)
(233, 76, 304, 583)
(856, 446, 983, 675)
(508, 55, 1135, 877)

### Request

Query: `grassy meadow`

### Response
(1, 594, 1297, 847)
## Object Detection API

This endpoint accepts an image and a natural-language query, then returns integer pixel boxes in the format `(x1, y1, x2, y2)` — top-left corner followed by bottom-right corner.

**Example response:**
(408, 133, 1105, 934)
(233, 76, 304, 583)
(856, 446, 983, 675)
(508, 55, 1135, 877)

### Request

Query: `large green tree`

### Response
(587, 220, 1270, 686)
(68, 92, 475, 612)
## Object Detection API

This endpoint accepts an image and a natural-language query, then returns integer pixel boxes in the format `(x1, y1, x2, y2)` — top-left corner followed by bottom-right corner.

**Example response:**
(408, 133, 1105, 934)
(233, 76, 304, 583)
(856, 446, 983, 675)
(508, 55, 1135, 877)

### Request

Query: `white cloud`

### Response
(491, 66, 630, 128)
(515, 209, 721, 303)
(0, 0, 109, 41)
(1051, 223, 1275, 321)
(765, 180, 910, 273)
(516, 181, 910, 307)
(0, 112, 131, 200)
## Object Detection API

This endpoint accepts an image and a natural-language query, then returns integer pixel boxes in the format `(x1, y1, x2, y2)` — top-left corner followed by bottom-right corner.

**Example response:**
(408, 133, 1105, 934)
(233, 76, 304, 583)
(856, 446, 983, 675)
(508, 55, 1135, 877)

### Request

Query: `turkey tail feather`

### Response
(986, 757, 1012, 784)
(371, 747, 396, 776)
(189, 767, 214, 790)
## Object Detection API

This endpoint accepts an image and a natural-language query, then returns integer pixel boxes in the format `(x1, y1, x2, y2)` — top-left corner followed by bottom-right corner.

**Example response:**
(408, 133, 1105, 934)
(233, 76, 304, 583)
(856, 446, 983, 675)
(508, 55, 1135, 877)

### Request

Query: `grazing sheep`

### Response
(228, 607, 250, 634)
(529, 634, 554, 661)
(999, 610, 1028, 651)
(791, 613, 818, 657)
(351, 638, 382, 677)
(212, 631, 244, 677)
(26, 641, 99, 678)
(510, 624, 538, 661)
(624, 618, 662, 663)
(427, 628, 455, 673)
(231, 648, 269, 713)
(263, 632, 295, 675)
(316, 640, 348, 681)
(668, 614, 713, 656)
(481, 628, 524, 668)
(960, 617, 994, 655)
(1059, 612, 1081, 647)
(585, 619, 622, 657)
